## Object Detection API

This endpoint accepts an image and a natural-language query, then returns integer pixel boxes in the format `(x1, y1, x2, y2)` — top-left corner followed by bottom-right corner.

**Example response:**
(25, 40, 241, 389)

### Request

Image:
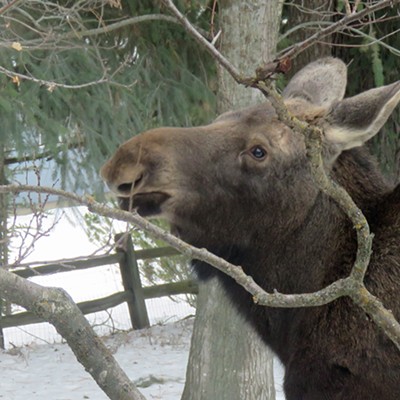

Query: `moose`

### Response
(101, 58, 400, 399)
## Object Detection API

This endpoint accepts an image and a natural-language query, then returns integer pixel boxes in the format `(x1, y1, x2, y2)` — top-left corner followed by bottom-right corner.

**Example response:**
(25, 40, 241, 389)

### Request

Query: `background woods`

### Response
(1, 1, 400, 400)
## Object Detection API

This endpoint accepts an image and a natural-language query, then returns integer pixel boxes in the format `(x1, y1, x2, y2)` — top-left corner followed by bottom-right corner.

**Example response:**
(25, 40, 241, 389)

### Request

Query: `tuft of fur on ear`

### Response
(283, 57, 347, 109)
(324, 81, 400, 151)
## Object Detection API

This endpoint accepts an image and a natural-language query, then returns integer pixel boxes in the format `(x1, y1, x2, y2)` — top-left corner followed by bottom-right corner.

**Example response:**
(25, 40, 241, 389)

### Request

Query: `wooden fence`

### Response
(0, 234, 198, 346)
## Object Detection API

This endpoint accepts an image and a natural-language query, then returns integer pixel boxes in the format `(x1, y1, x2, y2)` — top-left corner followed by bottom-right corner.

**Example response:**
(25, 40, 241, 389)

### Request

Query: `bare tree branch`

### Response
(59, 13, 211, 41)
(0, 65, 110, 90)
(0, 12, 210, 50)
(1, 183, 400, 350)
(0, 264, 146, 400)
(5, 139, 84, 166)
(0, 0, 23, 16)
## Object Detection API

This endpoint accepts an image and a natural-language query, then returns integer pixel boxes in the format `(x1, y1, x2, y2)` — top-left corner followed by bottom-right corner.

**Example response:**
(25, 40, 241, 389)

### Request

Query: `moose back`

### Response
(101, 58, 400, 400)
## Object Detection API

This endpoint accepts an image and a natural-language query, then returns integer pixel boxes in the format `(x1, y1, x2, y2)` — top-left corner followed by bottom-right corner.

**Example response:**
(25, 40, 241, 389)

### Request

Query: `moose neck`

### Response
(242, 193, 354, 294)
(180, 189, 352, 295)
(269, 193, 355, 293)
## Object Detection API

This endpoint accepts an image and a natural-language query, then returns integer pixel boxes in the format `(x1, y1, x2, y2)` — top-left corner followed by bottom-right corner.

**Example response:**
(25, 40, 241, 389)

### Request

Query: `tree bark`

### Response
(182, 278, 276, 400)
(217, 0, 282, 111)
(0, 145, 8, 349)
(182, 2, 283, 399)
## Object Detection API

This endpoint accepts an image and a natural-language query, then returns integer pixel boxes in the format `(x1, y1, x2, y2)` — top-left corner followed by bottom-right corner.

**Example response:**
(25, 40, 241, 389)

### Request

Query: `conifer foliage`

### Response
(0, 0, 215, 193)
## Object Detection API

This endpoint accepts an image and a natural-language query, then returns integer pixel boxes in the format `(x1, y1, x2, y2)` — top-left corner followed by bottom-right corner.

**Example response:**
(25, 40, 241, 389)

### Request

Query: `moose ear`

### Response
(283, 57, 347, 108)
(324, 81, 400, 151)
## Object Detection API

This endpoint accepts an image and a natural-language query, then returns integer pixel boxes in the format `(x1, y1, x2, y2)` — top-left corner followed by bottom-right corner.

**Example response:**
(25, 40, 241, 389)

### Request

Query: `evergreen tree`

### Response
(0, 1, 216, 193)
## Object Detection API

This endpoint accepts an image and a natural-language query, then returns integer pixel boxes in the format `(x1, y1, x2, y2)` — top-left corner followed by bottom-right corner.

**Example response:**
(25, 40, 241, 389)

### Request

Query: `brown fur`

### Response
(101, 59, 400, 399)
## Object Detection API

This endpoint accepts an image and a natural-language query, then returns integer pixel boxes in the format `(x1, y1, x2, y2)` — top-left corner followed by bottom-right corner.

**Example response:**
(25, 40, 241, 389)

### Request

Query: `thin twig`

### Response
(5, 139, 84, 166)
(0, 13, 211, 49)
(210, 0, 218, 38)
(160, 0, 243, 83)
(61, 14, 207, 39)
(0, 65, 108, 90)
(0, 0, 24, 15)
(343, 0, 352, 15)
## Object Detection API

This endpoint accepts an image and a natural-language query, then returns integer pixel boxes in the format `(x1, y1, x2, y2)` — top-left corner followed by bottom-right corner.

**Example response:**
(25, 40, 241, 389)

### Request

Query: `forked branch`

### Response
(1, 184, 400, 349)
(158, 0, 400, 347)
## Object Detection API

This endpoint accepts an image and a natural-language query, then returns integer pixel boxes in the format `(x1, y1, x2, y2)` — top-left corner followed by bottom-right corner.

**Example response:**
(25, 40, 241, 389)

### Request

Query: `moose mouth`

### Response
(118, 192, 170, 217)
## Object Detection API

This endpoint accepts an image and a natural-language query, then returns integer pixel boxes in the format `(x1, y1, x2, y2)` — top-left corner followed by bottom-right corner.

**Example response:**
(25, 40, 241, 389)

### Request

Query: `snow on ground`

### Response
(0, 319, 286, 400)
(0, 319, 191, 400)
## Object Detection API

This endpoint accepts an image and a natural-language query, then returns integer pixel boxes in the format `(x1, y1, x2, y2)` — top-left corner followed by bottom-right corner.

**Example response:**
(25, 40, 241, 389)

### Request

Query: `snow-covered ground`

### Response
(0, 319, 286, 400)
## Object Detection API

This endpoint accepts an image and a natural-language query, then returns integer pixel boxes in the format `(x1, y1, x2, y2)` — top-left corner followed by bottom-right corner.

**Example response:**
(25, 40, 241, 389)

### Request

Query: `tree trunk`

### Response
(0, 145, 8, 349)
(182, 278, 276, 400)
(182, 2, 283, 399)
(217, 0, 282, 111)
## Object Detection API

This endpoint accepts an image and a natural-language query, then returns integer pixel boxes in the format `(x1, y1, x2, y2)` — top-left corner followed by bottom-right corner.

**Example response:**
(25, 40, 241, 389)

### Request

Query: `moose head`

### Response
(101, 58, 400, 400)
(101, 58, 399, 246)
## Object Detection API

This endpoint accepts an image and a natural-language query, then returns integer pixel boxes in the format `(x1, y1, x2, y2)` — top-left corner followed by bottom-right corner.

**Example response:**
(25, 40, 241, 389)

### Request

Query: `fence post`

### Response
(0, 303, 5, 349)
(115, 233, 150, 329)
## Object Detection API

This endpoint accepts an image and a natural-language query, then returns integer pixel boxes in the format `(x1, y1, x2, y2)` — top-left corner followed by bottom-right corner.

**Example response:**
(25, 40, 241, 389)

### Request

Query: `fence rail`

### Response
(0, 235, 198, 339)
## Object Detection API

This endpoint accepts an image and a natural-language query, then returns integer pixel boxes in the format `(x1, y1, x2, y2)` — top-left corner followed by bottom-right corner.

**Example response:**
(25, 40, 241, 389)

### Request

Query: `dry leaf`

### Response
(12, 76, 20, 86)
(107, 0, 122, 9)
(11, 42, 22, 51)
(47, 84, 56, 92)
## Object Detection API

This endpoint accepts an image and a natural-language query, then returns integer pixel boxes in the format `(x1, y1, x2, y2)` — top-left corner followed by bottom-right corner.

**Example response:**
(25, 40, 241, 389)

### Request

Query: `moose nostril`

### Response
(117, 182, 133, 193)
(116, 174, 143, 194)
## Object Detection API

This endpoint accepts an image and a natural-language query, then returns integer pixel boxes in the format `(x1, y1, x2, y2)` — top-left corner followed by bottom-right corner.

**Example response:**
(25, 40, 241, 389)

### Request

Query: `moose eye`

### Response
(250, 146, 267, 160)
